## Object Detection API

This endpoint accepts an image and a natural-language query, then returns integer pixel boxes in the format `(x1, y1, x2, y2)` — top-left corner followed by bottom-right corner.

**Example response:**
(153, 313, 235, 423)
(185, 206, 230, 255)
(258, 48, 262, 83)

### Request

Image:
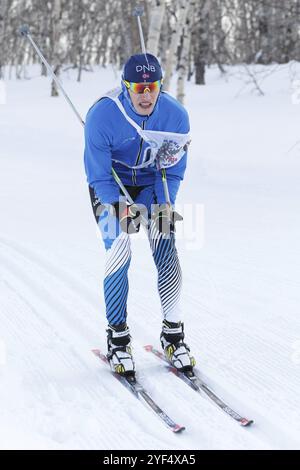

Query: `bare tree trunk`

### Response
(51, 64, 61, 96)
(39, 2, 50, 77)
(176, 1, 195, 104)
(209, 0, 230, 69)
(147, 0, 166, 56)
(118, 2, 132, 60)
(0, 0, 8, 79)
(256, 0, 273, 64)
(163, 0, 190, 91)
(159, 13, 169, 67)
(50, 0, 62, 97)
(194, 0, 209, 85)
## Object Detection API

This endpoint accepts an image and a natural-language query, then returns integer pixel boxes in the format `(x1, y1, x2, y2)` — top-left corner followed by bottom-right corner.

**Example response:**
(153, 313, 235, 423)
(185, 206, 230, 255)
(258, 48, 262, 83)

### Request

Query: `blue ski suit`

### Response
(84, 85, 190, 325)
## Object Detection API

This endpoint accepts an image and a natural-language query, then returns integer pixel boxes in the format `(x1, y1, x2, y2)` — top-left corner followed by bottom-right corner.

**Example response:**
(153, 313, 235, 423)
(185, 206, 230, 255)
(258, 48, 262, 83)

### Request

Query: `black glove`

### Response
(113, 202, 145, 234)
(152, 203, 183, 234)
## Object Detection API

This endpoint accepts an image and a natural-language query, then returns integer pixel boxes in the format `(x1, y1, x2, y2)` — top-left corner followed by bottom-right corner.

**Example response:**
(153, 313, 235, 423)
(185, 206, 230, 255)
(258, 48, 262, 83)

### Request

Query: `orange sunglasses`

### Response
(123, 79, 163, 94)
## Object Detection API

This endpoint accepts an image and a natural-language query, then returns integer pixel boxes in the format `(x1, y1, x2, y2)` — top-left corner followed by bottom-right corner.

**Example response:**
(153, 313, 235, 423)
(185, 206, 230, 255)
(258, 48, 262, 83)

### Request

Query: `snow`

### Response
(0, 63, 300, 450)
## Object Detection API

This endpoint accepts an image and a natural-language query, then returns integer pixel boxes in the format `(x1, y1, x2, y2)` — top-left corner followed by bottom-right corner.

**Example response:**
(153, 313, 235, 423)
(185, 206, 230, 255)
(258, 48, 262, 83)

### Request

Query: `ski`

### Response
(144, 345, 254, 427)
(92, 349, 185, 433)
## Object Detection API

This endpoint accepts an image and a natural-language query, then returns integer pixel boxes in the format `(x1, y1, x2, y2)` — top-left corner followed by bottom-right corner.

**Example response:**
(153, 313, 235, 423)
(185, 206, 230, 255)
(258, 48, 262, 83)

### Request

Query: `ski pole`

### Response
(161, 168, 183, 226)
(132, 7, 174, 216)
(133, 6, 147, 56)
(161, 168, 171, 206)
(19, 26, 84, 127)
(19, 25, 136, 208)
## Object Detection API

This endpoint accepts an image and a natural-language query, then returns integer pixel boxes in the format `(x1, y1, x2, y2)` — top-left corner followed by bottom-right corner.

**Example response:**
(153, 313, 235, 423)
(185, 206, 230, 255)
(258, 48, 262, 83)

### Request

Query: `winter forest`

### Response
(1, 0, 300, 99)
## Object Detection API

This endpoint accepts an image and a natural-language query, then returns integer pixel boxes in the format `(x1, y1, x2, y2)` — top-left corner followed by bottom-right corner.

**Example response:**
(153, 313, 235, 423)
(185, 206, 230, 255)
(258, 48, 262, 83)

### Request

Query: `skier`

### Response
(84, 53, 195, 377)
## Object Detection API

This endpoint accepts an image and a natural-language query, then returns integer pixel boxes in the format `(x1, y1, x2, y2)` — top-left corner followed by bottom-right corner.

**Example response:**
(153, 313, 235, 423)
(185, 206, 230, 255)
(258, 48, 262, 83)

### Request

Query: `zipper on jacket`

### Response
(132, 120, 146, 186)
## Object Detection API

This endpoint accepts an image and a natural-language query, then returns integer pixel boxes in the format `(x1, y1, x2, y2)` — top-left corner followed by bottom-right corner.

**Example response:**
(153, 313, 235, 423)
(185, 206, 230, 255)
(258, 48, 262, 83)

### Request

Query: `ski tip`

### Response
(173, 424, 186, 433)
(240, 418, 254, 427)
(144, 345, 153, 352)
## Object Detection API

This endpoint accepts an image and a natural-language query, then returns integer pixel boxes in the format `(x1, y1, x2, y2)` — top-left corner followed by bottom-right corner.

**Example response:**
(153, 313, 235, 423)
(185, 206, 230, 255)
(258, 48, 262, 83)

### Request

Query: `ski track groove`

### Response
(0, 240, 182, 448)
(0, 241, 254, 448)
(1, 237, 299, 448)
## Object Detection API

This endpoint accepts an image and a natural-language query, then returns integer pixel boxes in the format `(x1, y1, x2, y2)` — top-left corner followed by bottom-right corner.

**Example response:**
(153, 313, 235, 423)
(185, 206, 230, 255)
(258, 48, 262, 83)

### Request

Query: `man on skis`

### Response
(84, 53, 195, 377)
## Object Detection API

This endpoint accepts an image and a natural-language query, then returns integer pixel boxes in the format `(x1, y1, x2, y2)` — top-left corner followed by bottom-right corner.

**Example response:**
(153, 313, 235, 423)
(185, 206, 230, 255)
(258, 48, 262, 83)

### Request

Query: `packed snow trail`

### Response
(1, 65, 300, 449)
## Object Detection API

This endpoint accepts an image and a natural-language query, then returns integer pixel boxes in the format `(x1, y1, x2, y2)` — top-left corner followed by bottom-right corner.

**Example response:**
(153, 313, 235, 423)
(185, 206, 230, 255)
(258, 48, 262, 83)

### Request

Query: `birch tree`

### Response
(176, 0, 195, 103)
(50, 0, 63, 96)
(163, 0, 190, 91)
(2, 0, 300, 89)
(147, 0, 166, 56)
(193, 0, 210, 85)
(0, 0, 9, 78)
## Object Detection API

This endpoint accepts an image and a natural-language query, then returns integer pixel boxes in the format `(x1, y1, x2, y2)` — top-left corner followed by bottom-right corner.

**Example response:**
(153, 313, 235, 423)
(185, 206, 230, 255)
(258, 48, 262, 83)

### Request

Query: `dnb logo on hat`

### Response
(123, 53, 162, 83)
(136, 64, 156, 73)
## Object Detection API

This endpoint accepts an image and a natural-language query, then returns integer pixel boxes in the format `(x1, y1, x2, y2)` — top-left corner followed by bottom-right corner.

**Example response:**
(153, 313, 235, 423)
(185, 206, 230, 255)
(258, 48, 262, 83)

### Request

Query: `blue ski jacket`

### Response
(84, 86, 190, 205)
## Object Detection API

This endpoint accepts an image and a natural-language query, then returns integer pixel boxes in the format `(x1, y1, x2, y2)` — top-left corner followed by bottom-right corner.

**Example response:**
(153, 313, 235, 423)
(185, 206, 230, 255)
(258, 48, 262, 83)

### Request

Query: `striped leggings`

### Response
(89, 185, 182, 326)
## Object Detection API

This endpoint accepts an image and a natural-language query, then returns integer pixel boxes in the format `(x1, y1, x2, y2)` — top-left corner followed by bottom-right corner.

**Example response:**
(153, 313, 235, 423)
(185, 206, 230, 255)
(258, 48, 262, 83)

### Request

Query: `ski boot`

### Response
(107, 323, 135, 379)
(160, 320, 196, 373)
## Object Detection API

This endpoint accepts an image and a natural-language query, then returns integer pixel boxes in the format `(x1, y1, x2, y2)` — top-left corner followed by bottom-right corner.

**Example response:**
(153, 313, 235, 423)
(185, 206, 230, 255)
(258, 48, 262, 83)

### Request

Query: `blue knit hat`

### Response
(123, 53, 163, 83)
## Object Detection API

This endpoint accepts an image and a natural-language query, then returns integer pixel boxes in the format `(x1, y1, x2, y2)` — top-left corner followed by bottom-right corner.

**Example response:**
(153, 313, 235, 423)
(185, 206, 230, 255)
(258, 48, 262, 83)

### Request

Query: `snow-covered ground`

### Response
(0, 63, 300, 450)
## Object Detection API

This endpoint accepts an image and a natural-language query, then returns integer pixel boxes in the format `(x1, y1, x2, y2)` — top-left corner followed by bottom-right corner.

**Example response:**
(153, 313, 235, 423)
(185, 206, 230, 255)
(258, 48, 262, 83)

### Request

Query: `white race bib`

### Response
(102, 88, 191, 170)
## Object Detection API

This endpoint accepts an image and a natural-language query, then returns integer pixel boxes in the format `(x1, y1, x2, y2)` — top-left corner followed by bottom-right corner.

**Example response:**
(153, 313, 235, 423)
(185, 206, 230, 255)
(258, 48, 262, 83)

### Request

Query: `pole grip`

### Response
(19, 25, 30, 37)
(132, 5, 144, 17)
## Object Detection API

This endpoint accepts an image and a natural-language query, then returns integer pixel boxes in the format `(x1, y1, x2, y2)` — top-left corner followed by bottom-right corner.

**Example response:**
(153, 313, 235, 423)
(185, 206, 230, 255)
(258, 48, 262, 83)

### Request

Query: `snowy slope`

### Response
(0, 64, 300, 449)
